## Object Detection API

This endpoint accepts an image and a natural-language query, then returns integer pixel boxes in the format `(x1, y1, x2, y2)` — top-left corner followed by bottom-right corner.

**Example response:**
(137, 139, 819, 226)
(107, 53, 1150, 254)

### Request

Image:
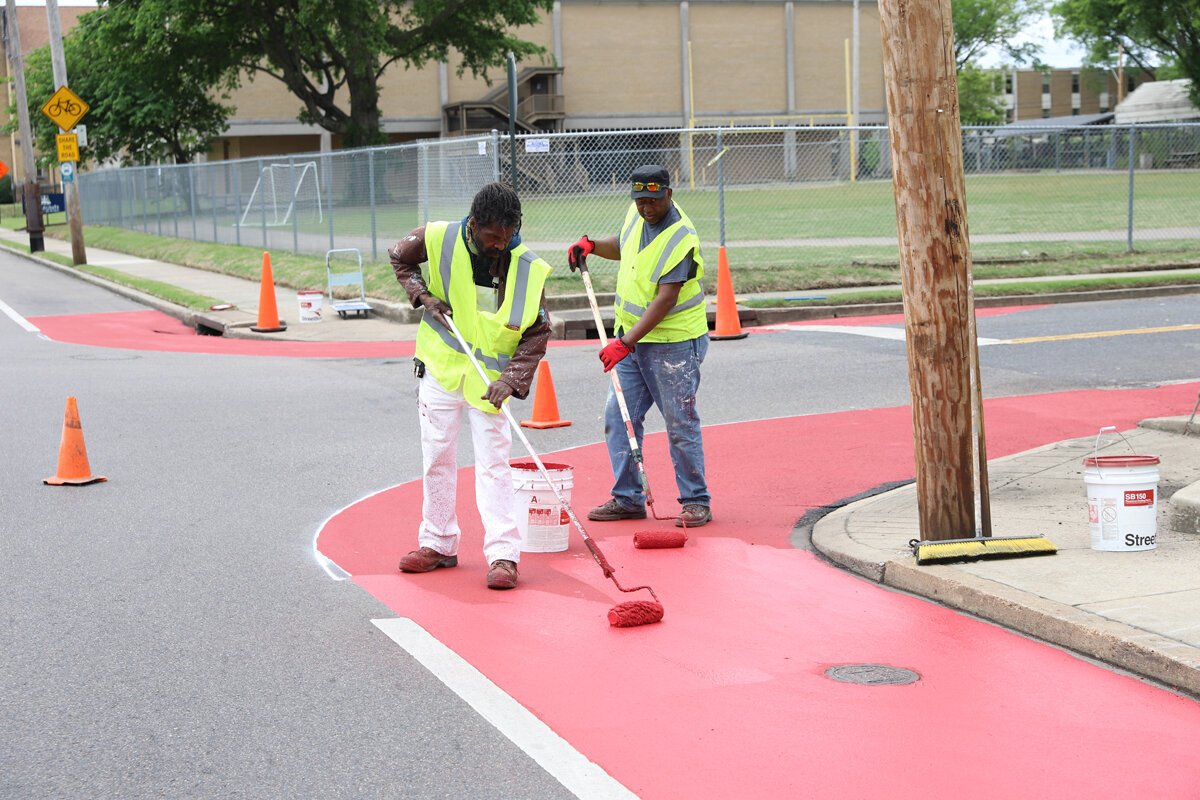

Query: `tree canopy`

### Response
(952, 0, 1047, 124)
(137, 0, 556, 149)
(14, 1, 237, 166)
(953, 0, 1048, 70)
(1053, 0, 1200, 107)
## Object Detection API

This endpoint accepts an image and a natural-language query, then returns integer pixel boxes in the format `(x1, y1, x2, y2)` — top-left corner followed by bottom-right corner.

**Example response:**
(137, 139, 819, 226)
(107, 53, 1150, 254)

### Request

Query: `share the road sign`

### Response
(41, 86, 89, 132)
(56, 134, 79, 163)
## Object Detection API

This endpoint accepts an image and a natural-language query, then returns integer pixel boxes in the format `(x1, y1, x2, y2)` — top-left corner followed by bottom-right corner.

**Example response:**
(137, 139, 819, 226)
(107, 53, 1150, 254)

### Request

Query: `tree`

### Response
(14, 2, 236, 165)
(952, 0, 1048, 69)
(146, 0, 556, 149)
(1053, 0, 1200, 107)
(949, 0, 1049, 125)
(957, 66, 1009, 124)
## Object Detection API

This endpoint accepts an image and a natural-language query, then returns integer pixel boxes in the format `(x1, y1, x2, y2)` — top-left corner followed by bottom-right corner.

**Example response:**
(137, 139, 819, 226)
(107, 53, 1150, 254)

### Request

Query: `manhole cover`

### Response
(825, 664, 920, 685)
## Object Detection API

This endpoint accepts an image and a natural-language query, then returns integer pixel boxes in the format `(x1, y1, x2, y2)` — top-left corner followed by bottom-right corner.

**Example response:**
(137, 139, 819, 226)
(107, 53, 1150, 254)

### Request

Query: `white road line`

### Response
(372, 617, 639, 800)
(0, 296, 41, 333)
(760, 322, 1006, 345)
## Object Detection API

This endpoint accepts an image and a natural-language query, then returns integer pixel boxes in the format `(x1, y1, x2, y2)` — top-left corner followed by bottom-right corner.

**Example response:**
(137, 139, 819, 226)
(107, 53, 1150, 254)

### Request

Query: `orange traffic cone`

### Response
(251, 251, 287, 333)
(521, 360, 571, 429)
(44, 396, 107, 486)
(710, 246, 748, 341)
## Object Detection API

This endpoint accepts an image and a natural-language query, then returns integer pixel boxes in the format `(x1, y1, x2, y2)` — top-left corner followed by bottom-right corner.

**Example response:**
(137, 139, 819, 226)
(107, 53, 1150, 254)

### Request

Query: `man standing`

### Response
(390, 181, 553, 589)
(567, 164, 712, 528)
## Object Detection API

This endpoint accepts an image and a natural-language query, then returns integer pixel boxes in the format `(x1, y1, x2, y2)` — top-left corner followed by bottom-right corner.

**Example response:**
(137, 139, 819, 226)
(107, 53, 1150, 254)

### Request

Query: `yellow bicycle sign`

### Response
(41, 86, 89, 131)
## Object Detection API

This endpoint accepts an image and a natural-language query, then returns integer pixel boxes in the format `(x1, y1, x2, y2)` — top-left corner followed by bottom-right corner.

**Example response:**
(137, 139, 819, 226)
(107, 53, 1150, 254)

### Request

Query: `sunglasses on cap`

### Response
(632, 181, 666, 192)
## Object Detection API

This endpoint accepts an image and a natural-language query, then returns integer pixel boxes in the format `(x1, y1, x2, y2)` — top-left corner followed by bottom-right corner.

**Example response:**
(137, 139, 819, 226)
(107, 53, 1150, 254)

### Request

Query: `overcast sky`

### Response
(976, 14, 1089, 69)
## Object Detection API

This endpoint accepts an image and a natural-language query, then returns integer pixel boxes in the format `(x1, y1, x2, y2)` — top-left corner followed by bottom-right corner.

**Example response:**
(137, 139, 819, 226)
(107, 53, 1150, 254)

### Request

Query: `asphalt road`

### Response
(2, 249, 1197, 798)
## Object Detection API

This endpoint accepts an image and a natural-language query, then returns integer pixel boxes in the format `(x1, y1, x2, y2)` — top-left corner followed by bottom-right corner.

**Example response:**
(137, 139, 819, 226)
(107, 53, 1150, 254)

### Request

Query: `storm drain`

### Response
(824, 664, 920, 686)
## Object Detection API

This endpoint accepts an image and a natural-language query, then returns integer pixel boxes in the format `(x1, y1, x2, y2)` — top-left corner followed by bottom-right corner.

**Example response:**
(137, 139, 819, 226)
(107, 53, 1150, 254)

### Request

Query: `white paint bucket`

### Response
(297, 290, 323, 323)
(510, 461, 572, 553)
(1083, 454, 1160, 551)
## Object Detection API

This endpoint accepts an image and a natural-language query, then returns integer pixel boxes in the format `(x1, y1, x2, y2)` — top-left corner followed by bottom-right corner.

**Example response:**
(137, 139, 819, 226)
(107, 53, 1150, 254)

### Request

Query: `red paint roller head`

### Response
(608, 601, 665, 627)
(633, 530, 687, 549)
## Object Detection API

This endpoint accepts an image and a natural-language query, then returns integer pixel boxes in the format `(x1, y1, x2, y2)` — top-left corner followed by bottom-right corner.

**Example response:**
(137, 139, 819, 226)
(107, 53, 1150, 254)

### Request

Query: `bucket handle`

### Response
(1092, 425, 1135, 471)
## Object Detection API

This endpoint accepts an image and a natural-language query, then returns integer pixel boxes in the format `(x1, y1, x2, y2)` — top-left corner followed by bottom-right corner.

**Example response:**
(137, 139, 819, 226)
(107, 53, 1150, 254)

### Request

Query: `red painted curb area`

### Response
(322, 383, 1200, 799)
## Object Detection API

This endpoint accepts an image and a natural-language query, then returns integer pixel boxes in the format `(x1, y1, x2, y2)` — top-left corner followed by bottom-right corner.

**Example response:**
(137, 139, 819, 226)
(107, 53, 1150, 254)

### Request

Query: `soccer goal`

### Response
(238, 161, 324, 227)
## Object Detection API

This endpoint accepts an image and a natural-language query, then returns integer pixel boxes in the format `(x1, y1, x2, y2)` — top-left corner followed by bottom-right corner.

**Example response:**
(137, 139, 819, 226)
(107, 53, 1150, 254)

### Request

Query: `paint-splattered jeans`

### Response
(604, 333, 710, 510)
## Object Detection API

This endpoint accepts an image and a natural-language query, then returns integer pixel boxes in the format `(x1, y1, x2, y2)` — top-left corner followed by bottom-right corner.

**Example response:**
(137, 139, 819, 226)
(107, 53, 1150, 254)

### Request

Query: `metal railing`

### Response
(78, 123, 1200, 276)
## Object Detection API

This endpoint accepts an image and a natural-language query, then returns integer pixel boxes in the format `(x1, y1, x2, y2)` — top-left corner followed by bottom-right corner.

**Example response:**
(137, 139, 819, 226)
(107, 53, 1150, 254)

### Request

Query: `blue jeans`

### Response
(604, 334, 710, 509)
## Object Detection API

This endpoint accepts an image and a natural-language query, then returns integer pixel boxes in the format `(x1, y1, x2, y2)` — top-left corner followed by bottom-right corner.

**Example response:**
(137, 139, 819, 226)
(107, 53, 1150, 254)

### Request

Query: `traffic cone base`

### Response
(710, 245, 748, 340)
(251, 251, 287, 333)
(44, 397, 107, 486)
(521, 360, 571, 429)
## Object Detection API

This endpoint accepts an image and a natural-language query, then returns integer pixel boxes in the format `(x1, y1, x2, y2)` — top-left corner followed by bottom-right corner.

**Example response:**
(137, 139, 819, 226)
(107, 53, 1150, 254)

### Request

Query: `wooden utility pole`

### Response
(878, 0, 986, 540)
(45, 0, 86, 265)
(4, 0, 45, 252)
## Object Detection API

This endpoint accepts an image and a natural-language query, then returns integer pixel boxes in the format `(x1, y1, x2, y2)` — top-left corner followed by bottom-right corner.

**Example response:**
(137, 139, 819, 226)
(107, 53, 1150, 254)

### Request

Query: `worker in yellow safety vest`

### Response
(389, 182, 553, 590)
(567, 164, 713, 529)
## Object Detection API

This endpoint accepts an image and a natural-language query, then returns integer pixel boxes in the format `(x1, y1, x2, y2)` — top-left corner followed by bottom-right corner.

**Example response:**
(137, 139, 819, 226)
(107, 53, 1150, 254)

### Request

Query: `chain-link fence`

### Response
(79, 123, 1200, 276)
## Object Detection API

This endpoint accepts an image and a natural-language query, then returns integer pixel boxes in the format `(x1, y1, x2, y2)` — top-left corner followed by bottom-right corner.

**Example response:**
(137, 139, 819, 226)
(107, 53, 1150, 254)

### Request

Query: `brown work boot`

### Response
(587, 498, 647, 521)
(487, 559, 519, 590)
(398, 546, 458, 573)
(675, 504, 712, 528)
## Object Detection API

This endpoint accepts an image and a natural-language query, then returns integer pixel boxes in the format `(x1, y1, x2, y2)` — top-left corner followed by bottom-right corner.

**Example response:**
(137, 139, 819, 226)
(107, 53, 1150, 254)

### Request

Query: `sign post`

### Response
(44, 0, 87, 265)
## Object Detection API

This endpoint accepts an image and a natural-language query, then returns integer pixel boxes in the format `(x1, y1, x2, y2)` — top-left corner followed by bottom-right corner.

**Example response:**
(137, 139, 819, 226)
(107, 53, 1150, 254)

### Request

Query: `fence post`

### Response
(325, 153, 335, 251)
(491, 129, 500, 181)
(1054, 130, 1063, 172)
(232, 163, 241, 247)
(1126, 124, 1136, 252)
(717, 128, 726, 247)
(419, 142, 430, 225)
(210, 165, 218, 243)
(368, 149, 377, 261)
(258, 158, 267, 248)
(156, 168, 163, 237)
(290, 156, 299, 254)
(189, 166, 197, 241)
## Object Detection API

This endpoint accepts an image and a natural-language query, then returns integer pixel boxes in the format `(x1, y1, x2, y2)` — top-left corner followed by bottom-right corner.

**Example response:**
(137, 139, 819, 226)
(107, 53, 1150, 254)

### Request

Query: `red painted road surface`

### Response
(28, 307, 1200, 797)
(323, 385, 1200, 799)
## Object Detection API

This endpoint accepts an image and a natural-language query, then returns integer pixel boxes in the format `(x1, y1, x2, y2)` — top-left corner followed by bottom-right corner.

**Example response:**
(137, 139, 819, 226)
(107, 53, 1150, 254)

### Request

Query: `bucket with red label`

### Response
(1083, 427, 1160, 551)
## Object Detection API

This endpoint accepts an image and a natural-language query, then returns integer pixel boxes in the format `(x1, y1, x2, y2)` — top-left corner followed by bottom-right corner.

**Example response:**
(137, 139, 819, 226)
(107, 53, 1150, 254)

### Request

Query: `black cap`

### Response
(630, 164, 670, 199)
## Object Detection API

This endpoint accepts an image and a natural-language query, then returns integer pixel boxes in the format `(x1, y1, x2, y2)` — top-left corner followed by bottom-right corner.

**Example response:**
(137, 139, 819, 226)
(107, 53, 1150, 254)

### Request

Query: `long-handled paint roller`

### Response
(443, 313, 664, 627)
(575, 255, 688, 550)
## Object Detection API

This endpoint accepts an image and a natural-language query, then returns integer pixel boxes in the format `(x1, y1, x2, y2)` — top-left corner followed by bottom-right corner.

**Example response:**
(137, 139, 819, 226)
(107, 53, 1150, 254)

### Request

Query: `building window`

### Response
(1126, 75, 1136, 93)
(1042, 108, 1052, 118)
(1005, 74, 1013, 94)
(1071, 73, 1080, 93)
(1042, 72, 1051, 93)
(1072, 108, 1080, 115)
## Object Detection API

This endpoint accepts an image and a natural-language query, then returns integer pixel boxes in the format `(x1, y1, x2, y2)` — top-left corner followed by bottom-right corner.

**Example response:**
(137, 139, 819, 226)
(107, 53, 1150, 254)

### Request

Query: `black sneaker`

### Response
(587, 498, 647, 521)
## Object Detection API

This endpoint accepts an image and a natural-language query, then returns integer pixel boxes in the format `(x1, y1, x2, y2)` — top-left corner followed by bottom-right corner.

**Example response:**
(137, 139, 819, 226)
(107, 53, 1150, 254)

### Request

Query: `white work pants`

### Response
(417, 373, 522, 564)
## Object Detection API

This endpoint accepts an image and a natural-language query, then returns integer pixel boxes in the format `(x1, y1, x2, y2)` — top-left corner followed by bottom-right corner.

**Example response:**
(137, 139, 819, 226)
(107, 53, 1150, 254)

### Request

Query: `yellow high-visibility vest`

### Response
(613, 203, 707, 342)
(416, 221, 551, 413)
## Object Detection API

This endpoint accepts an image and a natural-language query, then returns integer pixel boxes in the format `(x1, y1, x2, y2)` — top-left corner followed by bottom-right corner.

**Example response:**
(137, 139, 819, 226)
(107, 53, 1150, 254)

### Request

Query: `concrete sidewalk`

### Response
(812, 418, 1200, 697)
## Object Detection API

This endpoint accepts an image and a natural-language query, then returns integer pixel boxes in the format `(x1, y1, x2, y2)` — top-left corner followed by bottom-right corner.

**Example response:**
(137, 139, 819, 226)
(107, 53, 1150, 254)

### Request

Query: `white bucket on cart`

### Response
(511, 461, 573, 553)
(1083, 454, 1160, 551)
(297, 290, 324, 323)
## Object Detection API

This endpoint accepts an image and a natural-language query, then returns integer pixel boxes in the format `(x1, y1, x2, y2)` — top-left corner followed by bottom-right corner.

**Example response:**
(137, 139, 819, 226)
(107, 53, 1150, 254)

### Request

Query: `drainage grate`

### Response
(825, 664, 920, 686)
